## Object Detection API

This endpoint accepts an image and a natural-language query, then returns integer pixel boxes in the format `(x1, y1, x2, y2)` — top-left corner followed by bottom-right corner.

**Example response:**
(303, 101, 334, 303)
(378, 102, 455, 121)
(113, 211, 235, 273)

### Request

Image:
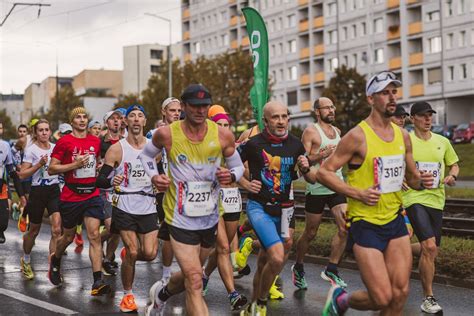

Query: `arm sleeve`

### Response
(96, 164, 114, 189)
(138, 141, 161, 178)
(225, 150, 245, 182)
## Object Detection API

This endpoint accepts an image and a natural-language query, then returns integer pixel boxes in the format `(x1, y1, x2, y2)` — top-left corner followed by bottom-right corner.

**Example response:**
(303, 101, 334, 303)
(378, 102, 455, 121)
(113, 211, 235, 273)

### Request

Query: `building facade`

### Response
(73, 69, 123, 98)
(181, 0, 474, 126)
(24, 77, 73, 118)
(0, 94, 26, 127)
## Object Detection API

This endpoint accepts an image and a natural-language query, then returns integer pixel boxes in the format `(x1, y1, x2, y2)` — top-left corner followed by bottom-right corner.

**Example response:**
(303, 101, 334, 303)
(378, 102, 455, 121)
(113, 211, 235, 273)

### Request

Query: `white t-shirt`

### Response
(23, 142, 59, 186)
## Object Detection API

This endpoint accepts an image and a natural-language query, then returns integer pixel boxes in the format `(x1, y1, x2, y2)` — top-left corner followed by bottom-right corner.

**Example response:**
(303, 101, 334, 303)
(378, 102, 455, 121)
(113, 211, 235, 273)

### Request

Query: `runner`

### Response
(202, 110, 248, 311)
(47, 107, 111, 295)
(315, 71, 434, 315)
(88, 120, 102, 137)
(237, 101, 312, 316)
(97, 105, 159, 313)
(391, 105, 409, 128)
(0, 121, 27, 244)
(293, 97, 348, 290)
(403, 101, 459, 314)
(141, 84, 244, 316)
(19, 119, 61, 280)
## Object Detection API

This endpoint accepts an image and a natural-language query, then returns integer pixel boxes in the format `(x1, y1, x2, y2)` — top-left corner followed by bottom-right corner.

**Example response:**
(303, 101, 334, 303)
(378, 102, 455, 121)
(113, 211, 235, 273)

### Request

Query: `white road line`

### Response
(0, 288, 78, 315)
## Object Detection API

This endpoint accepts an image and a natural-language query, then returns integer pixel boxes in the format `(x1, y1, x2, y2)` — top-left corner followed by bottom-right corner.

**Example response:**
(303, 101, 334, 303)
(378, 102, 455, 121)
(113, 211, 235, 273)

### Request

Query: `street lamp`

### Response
(145, 13, 172, 98)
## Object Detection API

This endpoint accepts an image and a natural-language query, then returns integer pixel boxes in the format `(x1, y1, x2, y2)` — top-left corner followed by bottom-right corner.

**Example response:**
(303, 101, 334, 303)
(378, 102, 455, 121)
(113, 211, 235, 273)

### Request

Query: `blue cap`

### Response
(125, 105, 146, 117)
(116, 107, 127, 116)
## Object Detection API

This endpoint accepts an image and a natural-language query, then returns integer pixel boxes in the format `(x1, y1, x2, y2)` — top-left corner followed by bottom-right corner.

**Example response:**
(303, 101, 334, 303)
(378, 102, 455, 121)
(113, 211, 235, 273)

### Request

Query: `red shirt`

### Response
(51, 133, 100, 202)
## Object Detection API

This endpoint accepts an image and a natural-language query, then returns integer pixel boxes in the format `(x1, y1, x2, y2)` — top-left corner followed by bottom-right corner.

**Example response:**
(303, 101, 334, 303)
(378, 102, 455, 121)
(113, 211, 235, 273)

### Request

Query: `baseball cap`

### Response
(410, 101, 437, 116)
(88, 120, 101, 129)
(394, 105, 409, 117)
(366, 71, 402, 96)
(125, 104, 146, 117)
(116, 107, 127, 116)
(29, 118, 39, 128)
(103, 109, 122, 123)
(162, 97, 180, 109)
(58, 123, 72, 134)
(181, 84, 212, 105)
(208, 104, 227, 118)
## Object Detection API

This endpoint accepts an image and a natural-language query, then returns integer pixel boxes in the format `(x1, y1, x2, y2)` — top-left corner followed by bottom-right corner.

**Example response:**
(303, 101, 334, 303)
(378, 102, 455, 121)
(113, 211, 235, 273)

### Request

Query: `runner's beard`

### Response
(320, 115, 335, 124)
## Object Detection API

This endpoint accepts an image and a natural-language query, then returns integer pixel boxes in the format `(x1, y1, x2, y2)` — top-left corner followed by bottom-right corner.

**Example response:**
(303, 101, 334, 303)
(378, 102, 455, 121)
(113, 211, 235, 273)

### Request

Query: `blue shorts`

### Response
(59, 195, 105, 229)
(246, 199, 284, 250)
(347, 214, 408, 252)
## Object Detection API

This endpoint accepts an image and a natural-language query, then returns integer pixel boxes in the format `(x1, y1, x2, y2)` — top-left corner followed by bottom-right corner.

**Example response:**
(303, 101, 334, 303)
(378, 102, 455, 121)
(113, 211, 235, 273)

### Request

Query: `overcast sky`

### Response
(0, 0, 182, 94)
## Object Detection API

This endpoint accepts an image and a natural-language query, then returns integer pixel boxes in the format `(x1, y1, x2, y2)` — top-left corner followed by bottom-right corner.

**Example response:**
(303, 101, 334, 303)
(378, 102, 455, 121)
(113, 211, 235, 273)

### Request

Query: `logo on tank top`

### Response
(177, 154, 188, 164)
(208, 157, 217, 164)
(90, 146, 94, 151)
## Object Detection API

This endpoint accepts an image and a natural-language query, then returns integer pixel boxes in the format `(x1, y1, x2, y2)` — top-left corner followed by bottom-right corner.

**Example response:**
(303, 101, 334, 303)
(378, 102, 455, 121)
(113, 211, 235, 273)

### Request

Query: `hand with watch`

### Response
(418, 170, 435, 190)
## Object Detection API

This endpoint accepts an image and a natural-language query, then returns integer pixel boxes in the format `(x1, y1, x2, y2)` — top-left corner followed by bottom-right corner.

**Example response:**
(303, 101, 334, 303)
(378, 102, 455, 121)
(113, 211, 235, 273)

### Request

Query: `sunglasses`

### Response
(367, 71, 397, 91)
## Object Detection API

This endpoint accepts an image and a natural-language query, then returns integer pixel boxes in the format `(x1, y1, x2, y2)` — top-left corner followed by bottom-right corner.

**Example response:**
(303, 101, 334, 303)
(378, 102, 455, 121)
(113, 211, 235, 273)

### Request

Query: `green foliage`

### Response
(322, 65, 370, 133)
(114, 93, 142, 109)
(453, 144, 474, 178)
(290, 124, 304, 139)
(0, 109, 17, 139)
(46, 85, 83, 130)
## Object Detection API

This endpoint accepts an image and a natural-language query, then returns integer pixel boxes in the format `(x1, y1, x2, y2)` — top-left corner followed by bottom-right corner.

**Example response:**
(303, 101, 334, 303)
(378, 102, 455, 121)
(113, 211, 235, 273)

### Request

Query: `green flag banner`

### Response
(242, 7, 269, 130)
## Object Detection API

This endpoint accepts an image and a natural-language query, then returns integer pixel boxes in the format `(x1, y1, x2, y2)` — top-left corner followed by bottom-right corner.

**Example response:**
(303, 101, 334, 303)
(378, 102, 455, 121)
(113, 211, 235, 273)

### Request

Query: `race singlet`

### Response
(182, 181, 216, 217)
(74, 154, 96, 179)
(416, 161, 442, 188)
(374, 155, 405, 193)
(220, 187, 242, 213)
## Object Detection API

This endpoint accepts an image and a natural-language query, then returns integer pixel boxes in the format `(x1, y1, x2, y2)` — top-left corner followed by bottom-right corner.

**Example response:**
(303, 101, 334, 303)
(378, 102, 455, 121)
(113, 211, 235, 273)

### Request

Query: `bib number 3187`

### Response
(374, 155, 405, 193)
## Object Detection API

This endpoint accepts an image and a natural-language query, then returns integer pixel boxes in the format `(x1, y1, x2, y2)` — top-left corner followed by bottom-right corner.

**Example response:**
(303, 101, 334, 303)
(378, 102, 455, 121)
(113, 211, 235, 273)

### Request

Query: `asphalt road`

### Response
(1, 219, 473, 315)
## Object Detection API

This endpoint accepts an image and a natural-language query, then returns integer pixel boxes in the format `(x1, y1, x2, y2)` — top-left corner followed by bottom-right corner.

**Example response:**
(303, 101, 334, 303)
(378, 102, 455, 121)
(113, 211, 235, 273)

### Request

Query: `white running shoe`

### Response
(421, 296, 442, 314)
(145, 280, 166, 316)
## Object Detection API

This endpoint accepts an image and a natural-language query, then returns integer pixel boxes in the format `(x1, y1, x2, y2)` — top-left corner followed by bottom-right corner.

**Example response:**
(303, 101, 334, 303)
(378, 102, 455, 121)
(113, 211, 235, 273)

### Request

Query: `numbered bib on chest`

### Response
(183, 181, 216, 217)
(127, 162, 151, 187)
(416, 161, 441, 188)
(74, 154, 96, 179)
(374, 155, 405, 193)
(220, 187, 242, 213)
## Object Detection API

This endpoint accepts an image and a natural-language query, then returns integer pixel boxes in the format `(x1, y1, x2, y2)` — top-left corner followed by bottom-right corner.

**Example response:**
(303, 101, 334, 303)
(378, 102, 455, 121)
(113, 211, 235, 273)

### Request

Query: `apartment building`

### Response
(0, 94, 27, 126)
(73, 69, 123, 98)
(24, 76, 73, 117)
(182, 0, 474, 126)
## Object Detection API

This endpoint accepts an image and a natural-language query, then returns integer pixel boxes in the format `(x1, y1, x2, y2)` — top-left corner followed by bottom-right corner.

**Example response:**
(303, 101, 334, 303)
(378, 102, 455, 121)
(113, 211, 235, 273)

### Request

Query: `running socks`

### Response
(162, 265, 171, 279)
(326, 262, 338, 275)
(158, 285, 173, 301)
(228, 290, 239, 301)
(93, 271, 102, 282)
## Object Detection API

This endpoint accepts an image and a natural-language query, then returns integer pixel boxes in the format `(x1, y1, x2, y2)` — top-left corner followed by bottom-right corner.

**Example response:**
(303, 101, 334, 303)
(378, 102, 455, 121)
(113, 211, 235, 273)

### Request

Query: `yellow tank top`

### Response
(163, 120, 223, 230)
(347, 121, 405, 225)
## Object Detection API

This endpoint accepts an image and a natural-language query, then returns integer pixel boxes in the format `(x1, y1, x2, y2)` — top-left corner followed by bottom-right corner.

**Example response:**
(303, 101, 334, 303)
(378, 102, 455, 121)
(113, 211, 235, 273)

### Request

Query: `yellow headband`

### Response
(69, 107, 87, 123)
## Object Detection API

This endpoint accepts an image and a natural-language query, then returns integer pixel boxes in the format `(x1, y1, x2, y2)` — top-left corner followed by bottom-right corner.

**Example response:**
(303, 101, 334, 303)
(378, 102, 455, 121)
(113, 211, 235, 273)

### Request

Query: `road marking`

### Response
(0, 288, 78, 315)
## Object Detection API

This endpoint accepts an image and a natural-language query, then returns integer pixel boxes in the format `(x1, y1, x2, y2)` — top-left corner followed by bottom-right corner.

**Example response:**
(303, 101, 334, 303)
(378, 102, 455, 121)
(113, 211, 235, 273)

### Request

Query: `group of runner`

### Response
(0, 70, 459, 315)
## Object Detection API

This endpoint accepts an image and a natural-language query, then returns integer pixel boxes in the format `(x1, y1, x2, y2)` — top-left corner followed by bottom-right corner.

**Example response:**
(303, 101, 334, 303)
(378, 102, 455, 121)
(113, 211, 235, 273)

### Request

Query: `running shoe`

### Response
(102, 261, 117, 276)
(18, 215, 28, 233)
(91, 279, 111, 296)
(291, 264, 308, 290)
(421, 296, 442, 314)
(48, 253, 62, 286)
(235, 237, 253, 269)
(110, 253, 119, 268)
(234, 264, 251, 279)
(74, 233, 84, 246)
(0, 231, 5, 244)
(20, 257, 34, 280)
(146, 280, 167, 316)
(321, 270, 347, 288)
(230, 292, 248, 311)
(322, 285, 347, 316)
(269, 281, 284, 300)
(120, 293, 138, 313)
(240, 302, 266, 316)
(202, 276, 209, 296)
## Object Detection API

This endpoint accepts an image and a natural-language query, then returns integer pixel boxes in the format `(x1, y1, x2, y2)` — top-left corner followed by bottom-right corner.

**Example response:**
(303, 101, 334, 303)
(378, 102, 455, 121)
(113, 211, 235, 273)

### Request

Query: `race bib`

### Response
(183, 181, 216, 217)
(416, 161, 441, 188)
(127, 162, 151, 187)
(74, 154, 96, 179)
(220, 187, 242, 214)
(281, 207, 294, 238)
(374, 155, 405, 193)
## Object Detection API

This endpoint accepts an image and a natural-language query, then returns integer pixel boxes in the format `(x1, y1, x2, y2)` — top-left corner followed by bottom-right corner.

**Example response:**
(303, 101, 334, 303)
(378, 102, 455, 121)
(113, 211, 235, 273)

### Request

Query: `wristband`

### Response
(450, 174, 457, 181)
(230, 172, 236, 183)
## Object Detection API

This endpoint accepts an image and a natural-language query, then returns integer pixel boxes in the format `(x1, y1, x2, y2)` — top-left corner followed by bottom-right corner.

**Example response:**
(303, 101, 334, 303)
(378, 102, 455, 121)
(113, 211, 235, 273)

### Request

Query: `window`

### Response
(446, 33, 454, 49)
(351, 24, 357, 39)
(342, 26, 348, 41)
(374, 48, 384, 63)
(471, 0, 474, 12)
(340, 0, 346, 13)
(472, 63, 474, 79)
(361, 51, 368, 65)
(472, 29, 474, 45)
(352, 53, 358, 67)
(150, 49, 163, 60)
(343, 55, 349, 66)
(276, 18, 281, 31)
(459, 31, 467, 47)
(270, 44, 275, 57)
(329, 30, 338, 44)
(287, 14, 296, 28)
(446, 1, 453, 16)
(194, 42, 200, 54)
(426, 10, 440, 22)
(448, 66, 454, 81)
(279, 17, 283, 30)
(361, 22, 366, 35)
(427, 67, 442, 85)
(222, 34, 229, 46)
(279, 42, 284, 55)
(428, 36, 442, 53)
(350, 0, 356, 10)
(374, 0, 383, 3)
(458, 0, 465, 14)
(150, 65, 160, 73)
(220, 11, 226, 22)
(288, 66, 297, 81)
(327, 2, 337, 16)
(358, 0, 365, 8)
(329, 57, 339, 72)
(287, 91, 297, 106)
(374, 18, 383, 34)
(460, 63, 467, 79)
(279, 69, 284, 81)
(288, 40, 296, 53)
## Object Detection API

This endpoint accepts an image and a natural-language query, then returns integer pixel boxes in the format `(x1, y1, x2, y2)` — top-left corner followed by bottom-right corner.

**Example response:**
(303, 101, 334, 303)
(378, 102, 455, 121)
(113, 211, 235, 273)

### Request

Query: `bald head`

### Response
(313, 97, 333, 110)
(263, 101, 289, 137)
(263, 101, 287, 121)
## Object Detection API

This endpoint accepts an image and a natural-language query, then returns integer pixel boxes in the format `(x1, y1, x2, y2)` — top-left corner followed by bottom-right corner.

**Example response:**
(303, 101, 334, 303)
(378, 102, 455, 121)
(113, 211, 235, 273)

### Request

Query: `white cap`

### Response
(366, 71, 402, 96)
(161, 97, 180, 109)
(103, 109, 122, 123)
(58, 123, 72, 134)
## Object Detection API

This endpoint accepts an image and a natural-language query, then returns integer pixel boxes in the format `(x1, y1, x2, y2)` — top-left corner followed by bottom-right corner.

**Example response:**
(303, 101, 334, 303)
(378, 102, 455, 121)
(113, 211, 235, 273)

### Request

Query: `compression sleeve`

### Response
(96, 164, 114, 189)
(225, 150, 244, 182)
(139, 141, 160, 178)
(7, 164, 24, 197)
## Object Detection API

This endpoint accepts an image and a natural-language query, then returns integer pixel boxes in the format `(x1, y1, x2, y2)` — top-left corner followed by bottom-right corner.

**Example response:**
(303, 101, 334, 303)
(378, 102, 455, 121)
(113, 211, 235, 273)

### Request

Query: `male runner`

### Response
(48, 107, 111, 295)
(140, 84, 244, 316)
(238, 101, 312, 316)
(97, 105, 159, 313)
(403, 101, 459, 314)
(293, 97, 348, 290)
(391, 105, 409, 128)
(316, 71, 434, 315)
(19, 119, 61, 279)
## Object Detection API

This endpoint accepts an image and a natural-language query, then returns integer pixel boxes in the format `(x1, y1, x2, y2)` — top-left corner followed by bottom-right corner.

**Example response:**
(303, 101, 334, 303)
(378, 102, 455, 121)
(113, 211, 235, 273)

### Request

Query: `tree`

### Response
(322, 65, 369, 134)
(114, 93, 141, 109)
(0, 109, 17, 139)
(46, 85, 82, 130)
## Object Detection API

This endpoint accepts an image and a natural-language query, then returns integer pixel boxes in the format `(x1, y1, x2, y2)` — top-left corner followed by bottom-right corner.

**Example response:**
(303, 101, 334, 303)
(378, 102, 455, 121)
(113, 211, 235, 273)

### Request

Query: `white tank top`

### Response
(115, 138, 155, 215)
(23, 142, 59, 186)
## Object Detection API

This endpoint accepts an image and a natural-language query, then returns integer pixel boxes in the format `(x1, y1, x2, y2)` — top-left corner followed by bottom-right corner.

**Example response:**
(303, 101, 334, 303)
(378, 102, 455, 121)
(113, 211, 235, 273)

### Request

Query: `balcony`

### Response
(299, 19, 309, 32)
(407, 0, 419, 3)
(300, 74, 311, 86)
(408, 21, 422, 35)
(396, 88, 403, 99)
(389, 57, 402, 70)
(183, 31, 190, 41)
(230, 40, 238, 49)
(300, 47, 310, 59)
(314, 44, 324, 56)
(387, 25, 400, 40)
(182, 8, 190, 20)
(387, 0, 400, 8)
(240, 15, 246, 24)
(300, 101, 312, 112)
(241, 37, 250, 47)
(409, 52, 423, 66)
(313, 16, 324, 29)
(314, 72, 325, 82)
(230, 15, 238, 26)
(410, 84, 424, 97)
(298, 0, 308, 5)
(184, 53, 192, 62)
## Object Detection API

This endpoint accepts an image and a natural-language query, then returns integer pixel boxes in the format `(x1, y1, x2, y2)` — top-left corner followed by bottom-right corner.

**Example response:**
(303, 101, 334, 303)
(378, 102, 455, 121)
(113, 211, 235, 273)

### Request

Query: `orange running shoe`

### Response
(120, 247, 126, 261)
(18, 215, 28, 233)
(74, 233, 84, 246)
(120, 293, 138, 313)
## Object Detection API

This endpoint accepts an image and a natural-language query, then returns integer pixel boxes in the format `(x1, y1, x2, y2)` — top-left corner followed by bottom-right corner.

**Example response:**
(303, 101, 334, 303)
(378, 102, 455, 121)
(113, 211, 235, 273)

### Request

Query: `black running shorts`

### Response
(25, 185, 60, 224)
(168, 224, 218, 249)
(112, 207, 158, 234)
(305, 193, 347, 214)
(59, 195, 105, 229)
(405, 204, 443, 246)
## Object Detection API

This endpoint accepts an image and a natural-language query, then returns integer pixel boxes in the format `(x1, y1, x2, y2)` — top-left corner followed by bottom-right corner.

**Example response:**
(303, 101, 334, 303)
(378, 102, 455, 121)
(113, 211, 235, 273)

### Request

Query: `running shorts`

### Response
(305, 193, 346, 214)
(168, 224, 217, 249)
(112, 207, 158, 234)
(406, 204, 443, 246)
(59, 195, 105, 229)
(25, 185, 60, 224)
